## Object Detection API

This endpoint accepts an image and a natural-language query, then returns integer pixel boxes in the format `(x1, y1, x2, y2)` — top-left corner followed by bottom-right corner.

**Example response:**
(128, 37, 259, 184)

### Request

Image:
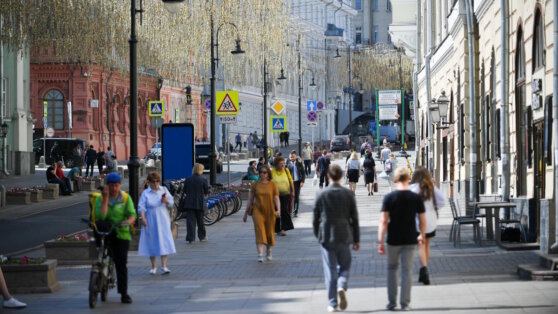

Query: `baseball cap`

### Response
(106, 173, 121, 184)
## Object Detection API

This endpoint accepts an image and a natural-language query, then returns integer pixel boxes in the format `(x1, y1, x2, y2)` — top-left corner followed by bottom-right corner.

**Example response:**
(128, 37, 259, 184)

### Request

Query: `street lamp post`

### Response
(297, 49, 316, 156)
(128, 0, 143, 207)
(263, 59, 269, 164)
(334, 43, 352, 149)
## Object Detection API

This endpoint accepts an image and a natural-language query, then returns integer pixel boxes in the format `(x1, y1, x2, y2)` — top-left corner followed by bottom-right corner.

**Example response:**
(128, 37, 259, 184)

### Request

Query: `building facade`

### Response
(415, 0, 557, 253)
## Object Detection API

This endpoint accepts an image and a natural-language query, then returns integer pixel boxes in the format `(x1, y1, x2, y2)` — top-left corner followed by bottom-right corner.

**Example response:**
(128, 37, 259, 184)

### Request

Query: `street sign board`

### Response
(271, 100, 285, 115)
(378, 90, 402, 105)
(151, 117, 164, 128)
(90, 99, 99, 108)
(307, 122, 317, 127)
(149, 100, 165, 117)
(46, 127, 54, 138)
(43, 101, 48, 117)
(270, 115, 287, 133)
(216, 91, 239, 115)
(379, 105, 399, 120)
(161, 123, 195, 183)
(43, 117, 47, 128)
(68, 101, 72, 129)
(317, 101, 324, 110)
(218, 116, 237, 124)
(307, 110, 317, 123)
(306, 100, 317, 111)
(204, 98, 211, 110)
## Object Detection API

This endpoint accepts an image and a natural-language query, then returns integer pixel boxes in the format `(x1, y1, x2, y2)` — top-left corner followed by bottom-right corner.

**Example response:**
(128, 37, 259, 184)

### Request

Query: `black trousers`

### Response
(275, 194, 294, 233)
(186, 209, 206, 242)
(98, 162, 104, 174)
(303, 160, 312, 176)
(108, 235, 130, 295)
(85, 162, 95, 177)
(293, 181, 301, 215)
(319, 173, 329, 188)
(48, 178, 70, 195)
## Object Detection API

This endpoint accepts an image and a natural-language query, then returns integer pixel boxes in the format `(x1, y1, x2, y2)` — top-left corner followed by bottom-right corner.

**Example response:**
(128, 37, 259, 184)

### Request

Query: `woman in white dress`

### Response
(138, 172, 176, 275)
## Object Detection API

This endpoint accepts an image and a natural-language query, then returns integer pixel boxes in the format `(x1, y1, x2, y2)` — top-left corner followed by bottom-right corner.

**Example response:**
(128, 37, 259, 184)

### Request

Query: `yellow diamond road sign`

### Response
(216, 91, 239, 115)
(271, 100, 285, 115)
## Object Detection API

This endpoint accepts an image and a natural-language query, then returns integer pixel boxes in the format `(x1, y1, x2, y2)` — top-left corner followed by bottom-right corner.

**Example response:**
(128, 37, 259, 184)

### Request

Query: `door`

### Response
(533, 121, 545, 241)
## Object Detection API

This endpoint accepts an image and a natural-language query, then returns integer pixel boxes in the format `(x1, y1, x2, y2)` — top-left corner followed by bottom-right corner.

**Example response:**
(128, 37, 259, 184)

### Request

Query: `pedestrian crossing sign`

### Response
(149, 100, 165, 117)
(270, 115, 287, 133)
(216, 91, 239, 115)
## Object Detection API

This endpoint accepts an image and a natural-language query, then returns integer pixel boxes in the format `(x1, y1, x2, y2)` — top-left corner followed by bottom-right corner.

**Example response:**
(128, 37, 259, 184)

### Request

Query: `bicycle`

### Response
(88, 221, 128, 309)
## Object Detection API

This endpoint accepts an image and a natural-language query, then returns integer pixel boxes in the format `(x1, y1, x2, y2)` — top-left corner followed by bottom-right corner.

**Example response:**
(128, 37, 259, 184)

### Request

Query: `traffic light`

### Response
(185, 85, 192, 105)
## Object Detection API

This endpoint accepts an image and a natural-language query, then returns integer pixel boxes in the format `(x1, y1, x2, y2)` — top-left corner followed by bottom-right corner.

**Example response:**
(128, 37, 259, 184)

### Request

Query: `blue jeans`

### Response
(320, 243, 352, 307)
(387, 244, 416, 308)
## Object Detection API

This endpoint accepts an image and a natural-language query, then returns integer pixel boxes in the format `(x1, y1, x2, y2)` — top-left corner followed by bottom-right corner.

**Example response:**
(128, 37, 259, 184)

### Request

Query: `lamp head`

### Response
(309, 77, 317, 90)
(429, 103, 441, 124)
(436, 90, 449, 120)
(162, 0, 184, 14)
(277, 68, 287, 80)
(231, 38, 245, 55)
(334, 48, 341, 59)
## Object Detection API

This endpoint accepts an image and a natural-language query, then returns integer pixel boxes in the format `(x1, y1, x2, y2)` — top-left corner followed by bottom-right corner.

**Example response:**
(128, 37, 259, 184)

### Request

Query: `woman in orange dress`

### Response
(243, 164, 280, 262)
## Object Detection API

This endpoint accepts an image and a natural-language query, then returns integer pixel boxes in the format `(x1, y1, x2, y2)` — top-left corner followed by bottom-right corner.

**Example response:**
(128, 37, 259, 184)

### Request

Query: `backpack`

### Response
(385, 159, 393, 174)
(89, 191, 134, 234)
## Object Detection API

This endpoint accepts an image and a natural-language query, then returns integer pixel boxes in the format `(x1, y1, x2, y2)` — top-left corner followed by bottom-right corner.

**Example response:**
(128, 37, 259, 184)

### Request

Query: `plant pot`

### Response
(6, 191, 32, 205)
(30, 190, 43, 202)
(1, 259, 60, 293)
(44, 239, 97, 265)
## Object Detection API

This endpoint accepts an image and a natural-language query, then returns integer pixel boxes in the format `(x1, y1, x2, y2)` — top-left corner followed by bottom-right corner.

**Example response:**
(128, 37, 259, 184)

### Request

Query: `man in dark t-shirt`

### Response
(316, 150, 330, 189)
(377, 166, 425, 311)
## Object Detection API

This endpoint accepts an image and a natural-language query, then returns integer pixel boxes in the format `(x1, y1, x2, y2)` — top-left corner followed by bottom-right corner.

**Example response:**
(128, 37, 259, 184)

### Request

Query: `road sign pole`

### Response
(399, 88, 407, 157)
(227, 124, 230, 188)
(376, 88, 380, 159)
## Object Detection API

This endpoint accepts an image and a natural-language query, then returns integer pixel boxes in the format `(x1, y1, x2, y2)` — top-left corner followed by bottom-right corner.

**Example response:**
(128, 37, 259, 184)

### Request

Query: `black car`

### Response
(33, 138, 86, 168)
(195, 143, 223, 173)
(330, 135, 350, 152)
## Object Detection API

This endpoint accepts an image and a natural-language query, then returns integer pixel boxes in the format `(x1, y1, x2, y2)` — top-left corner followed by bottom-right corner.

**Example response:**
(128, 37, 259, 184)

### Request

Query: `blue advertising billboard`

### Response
(161, 123, 194, 184)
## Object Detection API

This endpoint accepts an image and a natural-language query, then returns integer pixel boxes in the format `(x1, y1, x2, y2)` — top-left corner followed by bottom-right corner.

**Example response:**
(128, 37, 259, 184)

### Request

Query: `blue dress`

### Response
(138, 186, 176, 256)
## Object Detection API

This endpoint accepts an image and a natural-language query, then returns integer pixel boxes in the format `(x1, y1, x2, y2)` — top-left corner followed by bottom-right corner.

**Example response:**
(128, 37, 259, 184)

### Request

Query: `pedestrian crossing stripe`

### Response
(216, 91, 239, 115)
(270, 115, 287, 133)
(148, 100, 165, 117)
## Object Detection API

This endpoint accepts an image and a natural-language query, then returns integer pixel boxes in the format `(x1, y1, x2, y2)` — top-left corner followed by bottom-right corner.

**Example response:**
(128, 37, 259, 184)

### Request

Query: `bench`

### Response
(43, 184, 59, 199)
(81, 179, 97, 191)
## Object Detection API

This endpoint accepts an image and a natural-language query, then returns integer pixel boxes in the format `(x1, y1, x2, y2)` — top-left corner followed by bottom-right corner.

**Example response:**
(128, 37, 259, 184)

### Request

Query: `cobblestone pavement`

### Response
(8, 158, 558, 313)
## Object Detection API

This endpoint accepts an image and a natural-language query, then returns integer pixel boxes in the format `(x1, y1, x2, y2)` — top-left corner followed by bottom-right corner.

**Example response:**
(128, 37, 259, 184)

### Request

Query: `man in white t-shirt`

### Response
(380, 144, 391, 169)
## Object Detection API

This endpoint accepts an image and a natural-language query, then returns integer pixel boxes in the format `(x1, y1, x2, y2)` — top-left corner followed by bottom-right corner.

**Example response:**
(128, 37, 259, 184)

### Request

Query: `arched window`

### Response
(532, 8, 545, 71)
(44, 89, 64, 130)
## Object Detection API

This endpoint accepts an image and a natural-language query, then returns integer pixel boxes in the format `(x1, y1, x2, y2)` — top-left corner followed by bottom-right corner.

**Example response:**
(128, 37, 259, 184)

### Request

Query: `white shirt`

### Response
(138, 186, 174, 214)
(409, 183, 446, 234)
(346, 159, 360, 170)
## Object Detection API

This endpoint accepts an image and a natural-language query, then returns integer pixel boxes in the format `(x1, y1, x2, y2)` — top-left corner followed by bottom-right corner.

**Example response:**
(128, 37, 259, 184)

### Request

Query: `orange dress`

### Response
(250, 181, 279, 245)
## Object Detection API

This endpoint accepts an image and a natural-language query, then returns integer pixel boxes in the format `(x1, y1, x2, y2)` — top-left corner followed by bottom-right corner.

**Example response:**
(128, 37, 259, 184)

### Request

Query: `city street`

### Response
(6, 158, 558, 313)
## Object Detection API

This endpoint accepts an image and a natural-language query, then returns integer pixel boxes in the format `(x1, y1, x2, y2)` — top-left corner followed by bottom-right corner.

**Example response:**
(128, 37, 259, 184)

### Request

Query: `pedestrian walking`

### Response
(377, 167, 426, 311)
(271, 156, 295, 236)
(285, 131, 290, 146)
(380, 144, 392, 169)
(243, 134, 248, 150)
(93, 173, 137, 304)
(362, 151, 376, 196)
(287, 150, 305, 217)
(256, 157, 265, 171)
(345, 152, 360, 193)
(235, 133, 242, 152)
(248, 133, 254, 152)
(85, 145, 97, 177)
(360, 139, 371, 156)
(316, 150, 331, 189)
(279, 132, 285, 148)
(383, 136, 389, 148)
(96, 150, 105, 174)
(409, 167, 446, 285)
(302, 142, 313, 176)
(138, 172, 176, 275)
(313, 164, 360, 312)
(181, 163, 210, 243)
(379, 153, 397, 192)
(243, 164, 280, 262)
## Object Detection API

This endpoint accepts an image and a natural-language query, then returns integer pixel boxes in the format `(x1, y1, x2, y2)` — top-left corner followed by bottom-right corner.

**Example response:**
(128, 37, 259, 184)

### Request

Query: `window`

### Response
(355, 0, 361, 10)
(544, 96, 552, 165)
(387, 0, 392, 12)
(443, 137, 448, 181)
(44, 89, 64, 130)
(356, 27, 362, 44)
(374, 0, 378, 11)
(1, 78, 8, 118)
(459, 103, 464, 165)
(496, 108, 501, 158)
(387, 33, 392, 44)
(374, 26, 378, 44)
(515, 25, 527, 195)
(532, 9, 545, 71)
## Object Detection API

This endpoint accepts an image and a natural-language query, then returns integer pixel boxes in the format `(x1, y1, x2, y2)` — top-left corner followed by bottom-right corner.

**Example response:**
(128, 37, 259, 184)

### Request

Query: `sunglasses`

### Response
(259, 171, 268, 174)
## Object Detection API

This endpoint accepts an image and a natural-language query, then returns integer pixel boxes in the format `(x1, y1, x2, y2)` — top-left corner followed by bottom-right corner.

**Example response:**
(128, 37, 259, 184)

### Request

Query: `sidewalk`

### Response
(8, 158, 558, 313)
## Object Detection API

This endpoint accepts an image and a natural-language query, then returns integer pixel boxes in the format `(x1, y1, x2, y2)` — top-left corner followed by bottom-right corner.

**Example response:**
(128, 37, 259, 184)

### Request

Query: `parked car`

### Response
(330, 135, 350, 152)
(33, 138, 86, 168)
(148, 142, 161, 160)
(195, 142, 223, 173)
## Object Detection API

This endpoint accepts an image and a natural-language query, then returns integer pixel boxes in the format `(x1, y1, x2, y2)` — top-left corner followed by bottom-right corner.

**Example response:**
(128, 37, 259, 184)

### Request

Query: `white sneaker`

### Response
(149, 268, 157, 275)
(161, 267, 171, 275)
(2, 297, 27, 309)
(327, 305, 338, 312)
(337, 288, 347, 310)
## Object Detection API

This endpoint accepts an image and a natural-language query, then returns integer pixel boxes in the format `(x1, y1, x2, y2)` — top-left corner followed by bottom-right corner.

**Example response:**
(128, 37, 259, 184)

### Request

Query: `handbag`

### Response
(312, 173, 318, 186)
(373, 182, 378, 192)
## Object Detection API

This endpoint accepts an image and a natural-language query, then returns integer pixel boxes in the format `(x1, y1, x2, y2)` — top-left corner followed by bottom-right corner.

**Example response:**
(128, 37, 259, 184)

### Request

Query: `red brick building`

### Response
(30, 49, 206, 160)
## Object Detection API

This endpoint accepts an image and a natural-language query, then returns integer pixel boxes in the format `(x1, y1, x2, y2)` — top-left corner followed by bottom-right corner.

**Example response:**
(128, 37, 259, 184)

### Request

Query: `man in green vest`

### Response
(94, 173, 137, 304)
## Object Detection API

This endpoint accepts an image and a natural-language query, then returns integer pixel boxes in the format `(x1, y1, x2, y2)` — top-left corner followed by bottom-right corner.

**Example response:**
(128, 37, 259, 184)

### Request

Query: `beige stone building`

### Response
(415, 0, 557, 254)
